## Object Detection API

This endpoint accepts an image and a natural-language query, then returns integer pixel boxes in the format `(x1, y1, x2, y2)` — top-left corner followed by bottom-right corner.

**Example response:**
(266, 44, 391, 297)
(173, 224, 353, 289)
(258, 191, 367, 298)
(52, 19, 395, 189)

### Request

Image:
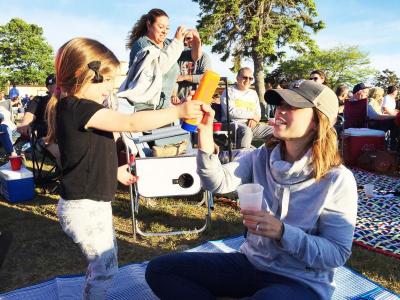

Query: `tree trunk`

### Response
(252, 51, 266, 105)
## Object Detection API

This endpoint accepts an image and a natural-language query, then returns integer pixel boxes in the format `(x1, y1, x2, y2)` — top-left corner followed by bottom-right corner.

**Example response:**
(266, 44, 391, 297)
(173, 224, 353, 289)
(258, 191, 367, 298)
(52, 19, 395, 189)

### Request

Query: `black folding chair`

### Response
(15, 124, 60, 189)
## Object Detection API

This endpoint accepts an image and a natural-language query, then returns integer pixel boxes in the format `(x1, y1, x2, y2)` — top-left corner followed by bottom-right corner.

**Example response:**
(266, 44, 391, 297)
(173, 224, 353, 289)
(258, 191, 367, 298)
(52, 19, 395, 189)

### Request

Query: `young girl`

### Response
(45, 37, 203, 300)
(145, 80, 358, 300)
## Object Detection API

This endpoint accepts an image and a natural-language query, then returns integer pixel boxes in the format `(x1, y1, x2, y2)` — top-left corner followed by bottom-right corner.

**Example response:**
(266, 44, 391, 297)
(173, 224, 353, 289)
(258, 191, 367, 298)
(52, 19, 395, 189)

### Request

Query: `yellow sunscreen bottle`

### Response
(181, 70, 221, 132)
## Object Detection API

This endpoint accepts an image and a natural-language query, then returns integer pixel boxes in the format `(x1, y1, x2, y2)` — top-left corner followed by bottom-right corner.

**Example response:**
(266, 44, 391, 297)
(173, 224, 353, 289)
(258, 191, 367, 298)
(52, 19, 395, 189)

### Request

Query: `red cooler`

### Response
(343, 128, 385, 166)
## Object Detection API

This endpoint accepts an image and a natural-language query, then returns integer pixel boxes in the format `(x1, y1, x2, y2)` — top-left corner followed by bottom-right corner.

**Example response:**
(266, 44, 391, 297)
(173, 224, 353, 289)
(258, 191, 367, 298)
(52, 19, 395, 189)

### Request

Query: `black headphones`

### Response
(87, 61, 104, 83)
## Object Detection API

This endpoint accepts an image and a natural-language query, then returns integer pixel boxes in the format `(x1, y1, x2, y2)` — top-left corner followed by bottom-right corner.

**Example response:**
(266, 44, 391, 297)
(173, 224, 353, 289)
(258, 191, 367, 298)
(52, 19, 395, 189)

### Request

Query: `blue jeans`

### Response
(145, 252, 320, 300)
(0, 124, 14, 154)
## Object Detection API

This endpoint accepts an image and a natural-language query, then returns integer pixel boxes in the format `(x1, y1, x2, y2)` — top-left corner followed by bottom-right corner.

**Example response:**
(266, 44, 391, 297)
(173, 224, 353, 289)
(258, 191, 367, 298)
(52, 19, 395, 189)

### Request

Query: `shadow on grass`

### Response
(0, 197, 160, 294)
(112, 191, 244, 239)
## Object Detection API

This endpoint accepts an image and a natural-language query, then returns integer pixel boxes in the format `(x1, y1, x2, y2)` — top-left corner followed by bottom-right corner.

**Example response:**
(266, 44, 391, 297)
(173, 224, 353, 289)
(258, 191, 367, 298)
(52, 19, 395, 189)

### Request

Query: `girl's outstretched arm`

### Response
(85, 100, 203, 133)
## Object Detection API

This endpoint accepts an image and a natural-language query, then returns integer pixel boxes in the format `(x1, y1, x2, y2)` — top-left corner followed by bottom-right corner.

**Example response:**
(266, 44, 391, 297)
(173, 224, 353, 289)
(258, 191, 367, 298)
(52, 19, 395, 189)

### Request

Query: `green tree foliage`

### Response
(270, 45, 377, 88)
(194, 0, 324, 102)
(0, 18, 54, 89)
(373, 69, 400, 90)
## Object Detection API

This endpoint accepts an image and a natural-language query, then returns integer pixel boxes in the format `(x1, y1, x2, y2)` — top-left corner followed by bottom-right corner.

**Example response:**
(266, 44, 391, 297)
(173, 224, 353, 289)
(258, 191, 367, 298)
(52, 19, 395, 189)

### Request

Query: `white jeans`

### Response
(57, 198, 118, 300)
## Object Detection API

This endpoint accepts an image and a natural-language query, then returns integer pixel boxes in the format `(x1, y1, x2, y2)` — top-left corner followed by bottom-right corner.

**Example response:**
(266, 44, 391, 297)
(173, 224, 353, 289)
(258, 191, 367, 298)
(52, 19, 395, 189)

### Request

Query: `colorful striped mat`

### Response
(352, 168, 400, 259)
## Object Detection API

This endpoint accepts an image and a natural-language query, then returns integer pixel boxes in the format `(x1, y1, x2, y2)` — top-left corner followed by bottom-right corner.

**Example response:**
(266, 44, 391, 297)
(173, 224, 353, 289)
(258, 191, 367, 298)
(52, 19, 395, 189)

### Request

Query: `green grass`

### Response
(0, 159, 398, 295)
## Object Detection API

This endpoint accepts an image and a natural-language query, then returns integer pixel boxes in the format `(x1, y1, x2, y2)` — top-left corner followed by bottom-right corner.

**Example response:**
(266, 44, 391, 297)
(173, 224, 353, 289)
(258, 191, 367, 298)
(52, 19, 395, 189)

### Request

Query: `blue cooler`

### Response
(0, 162, 34, 203)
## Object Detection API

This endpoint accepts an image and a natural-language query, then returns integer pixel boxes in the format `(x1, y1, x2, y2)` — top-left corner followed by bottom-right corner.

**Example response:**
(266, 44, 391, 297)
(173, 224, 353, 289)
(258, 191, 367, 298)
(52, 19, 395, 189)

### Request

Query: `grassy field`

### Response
(0, 186, 399, 294)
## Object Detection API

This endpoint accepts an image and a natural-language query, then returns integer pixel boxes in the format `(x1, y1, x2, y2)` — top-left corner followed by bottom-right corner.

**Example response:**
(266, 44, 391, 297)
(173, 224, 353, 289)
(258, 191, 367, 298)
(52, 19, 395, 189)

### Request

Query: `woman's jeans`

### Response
(145, 252, 319, 300)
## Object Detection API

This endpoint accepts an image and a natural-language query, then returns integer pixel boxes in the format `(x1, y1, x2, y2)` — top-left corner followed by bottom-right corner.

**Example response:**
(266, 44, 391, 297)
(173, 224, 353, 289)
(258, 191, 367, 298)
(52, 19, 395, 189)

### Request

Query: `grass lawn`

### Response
(0, 159, 399, 295)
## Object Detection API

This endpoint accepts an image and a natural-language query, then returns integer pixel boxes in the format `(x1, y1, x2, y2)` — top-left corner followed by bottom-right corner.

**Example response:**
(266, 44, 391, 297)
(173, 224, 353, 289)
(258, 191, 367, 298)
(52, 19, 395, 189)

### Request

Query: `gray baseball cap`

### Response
(264, 80, 338, 123)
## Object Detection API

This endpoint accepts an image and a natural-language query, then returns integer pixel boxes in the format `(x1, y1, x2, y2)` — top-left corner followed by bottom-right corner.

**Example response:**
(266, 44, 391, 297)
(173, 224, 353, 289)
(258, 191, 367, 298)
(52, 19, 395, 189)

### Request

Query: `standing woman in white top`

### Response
(381, 85, 399, 116)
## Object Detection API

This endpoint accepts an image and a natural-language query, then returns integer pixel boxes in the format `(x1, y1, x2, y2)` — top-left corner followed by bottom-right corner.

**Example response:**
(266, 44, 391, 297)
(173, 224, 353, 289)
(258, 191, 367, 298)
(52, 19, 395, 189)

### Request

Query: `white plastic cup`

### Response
(237, 183, 264, 210)
(364, 183, 374, 198)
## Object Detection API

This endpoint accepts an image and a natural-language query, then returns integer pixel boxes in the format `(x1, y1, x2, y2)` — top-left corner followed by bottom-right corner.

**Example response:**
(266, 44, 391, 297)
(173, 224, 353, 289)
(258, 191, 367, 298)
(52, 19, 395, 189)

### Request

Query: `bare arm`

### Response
(17, 112, 36, 137)
(197, 104, 216, 154)
(190, 30, 202, 62)
(19, 112, 35, 126)
(382, 106, 398, 116)
(85, 100, 203, 133)
(374, 114, 396, 120)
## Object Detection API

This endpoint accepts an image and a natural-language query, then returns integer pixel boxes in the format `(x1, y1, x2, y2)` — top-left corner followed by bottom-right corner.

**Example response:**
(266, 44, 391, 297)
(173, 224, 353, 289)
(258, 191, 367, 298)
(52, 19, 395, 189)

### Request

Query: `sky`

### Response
(1, 0, 400, 81)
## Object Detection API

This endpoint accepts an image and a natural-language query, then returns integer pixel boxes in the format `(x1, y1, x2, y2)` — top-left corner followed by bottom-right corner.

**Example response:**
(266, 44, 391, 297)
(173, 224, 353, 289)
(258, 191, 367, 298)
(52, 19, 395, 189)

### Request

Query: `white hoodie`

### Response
(197, 144, 358, 300)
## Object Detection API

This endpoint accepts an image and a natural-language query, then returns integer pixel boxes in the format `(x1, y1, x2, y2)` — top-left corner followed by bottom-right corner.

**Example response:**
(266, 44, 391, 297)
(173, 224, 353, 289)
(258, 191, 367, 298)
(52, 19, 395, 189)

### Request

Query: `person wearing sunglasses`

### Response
(219, 67, 273, 149)
(309, 69, 327, 85)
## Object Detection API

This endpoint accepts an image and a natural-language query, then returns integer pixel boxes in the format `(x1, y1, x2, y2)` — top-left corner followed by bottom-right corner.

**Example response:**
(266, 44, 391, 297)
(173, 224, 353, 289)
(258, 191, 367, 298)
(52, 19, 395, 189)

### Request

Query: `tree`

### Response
(194, 0, 324, 102)
(269, 45, 377, 88)
(373, 69, 400, 90)
(0, 18, 54, 90)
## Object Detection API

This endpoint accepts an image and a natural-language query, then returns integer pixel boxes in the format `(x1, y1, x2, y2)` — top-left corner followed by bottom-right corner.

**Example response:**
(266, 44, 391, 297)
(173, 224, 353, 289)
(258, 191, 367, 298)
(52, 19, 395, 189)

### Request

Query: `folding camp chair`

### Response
(342, 99, 391, 149)
(14, 124, 60, 188)
(115, 96, 213, 240)
(30, 128, 60, 186)
(343, 99, 368, 129)
(212, 77, 237, 161)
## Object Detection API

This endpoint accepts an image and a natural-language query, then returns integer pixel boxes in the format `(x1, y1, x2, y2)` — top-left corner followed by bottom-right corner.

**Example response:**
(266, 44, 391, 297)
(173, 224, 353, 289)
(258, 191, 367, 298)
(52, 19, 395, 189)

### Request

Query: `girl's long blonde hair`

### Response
(45, 38, 119, 144)
(266, 109, 341, 181)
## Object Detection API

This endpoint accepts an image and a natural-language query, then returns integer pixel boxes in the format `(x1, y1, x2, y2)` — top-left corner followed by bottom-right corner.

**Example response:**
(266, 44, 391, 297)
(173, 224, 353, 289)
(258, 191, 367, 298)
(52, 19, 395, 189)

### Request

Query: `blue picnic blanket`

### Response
(0, 236, 398, 300)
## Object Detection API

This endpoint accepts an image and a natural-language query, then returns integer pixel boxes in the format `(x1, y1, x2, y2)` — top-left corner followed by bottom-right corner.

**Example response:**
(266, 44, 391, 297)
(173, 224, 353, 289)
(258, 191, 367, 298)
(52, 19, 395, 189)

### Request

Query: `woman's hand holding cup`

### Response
(241, 209, 284, 241)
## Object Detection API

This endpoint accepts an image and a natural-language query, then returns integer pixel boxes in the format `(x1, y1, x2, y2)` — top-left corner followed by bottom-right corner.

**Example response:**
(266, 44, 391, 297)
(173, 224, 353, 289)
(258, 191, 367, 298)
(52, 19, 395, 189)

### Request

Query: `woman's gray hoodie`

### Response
(197, 144, 358, 300)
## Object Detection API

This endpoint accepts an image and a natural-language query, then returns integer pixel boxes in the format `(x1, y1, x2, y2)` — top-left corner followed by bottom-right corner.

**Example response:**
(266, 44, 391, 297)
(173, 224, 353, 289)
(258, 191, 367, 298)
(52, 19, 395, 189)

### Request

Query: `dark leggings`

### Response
(145, 252, 320, 300)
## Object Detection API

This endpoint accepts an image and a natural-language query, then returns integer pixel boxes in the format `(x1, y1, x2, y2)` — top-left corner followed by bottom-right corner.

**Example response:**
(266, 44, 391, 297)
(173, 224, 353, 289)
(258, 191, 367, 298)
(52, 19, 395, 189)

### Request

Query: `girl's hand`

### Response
(170, 95, 181, 105)
(197, 103, 215, 131)
(197, 103, 215, 154)
(117, 164, 137, 186)
(176, 98, 203, 119)
(174, 25, 186, 41)
(241, 209, 284, 240)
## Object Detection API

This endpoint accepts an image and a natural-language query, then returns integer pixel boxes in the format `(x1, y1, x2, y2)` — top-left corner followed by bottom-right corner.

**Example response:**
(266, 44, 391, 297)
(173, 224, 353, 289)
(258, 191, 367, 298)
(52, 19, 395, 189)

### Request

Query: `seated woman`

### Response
(367, 87, 399, 149)
(145, 80, 358, 300)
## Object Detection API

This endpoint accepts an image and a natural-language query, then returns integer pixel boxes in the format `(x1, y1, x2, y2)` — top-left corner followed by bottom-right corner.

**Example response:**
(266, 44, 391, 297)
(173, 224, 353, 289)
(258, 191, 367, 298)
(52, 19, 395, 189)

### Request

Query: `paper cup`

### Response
(364, 183, 374, 198)
(9, 155, 22, 171)
(237, 183, 264, 210)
